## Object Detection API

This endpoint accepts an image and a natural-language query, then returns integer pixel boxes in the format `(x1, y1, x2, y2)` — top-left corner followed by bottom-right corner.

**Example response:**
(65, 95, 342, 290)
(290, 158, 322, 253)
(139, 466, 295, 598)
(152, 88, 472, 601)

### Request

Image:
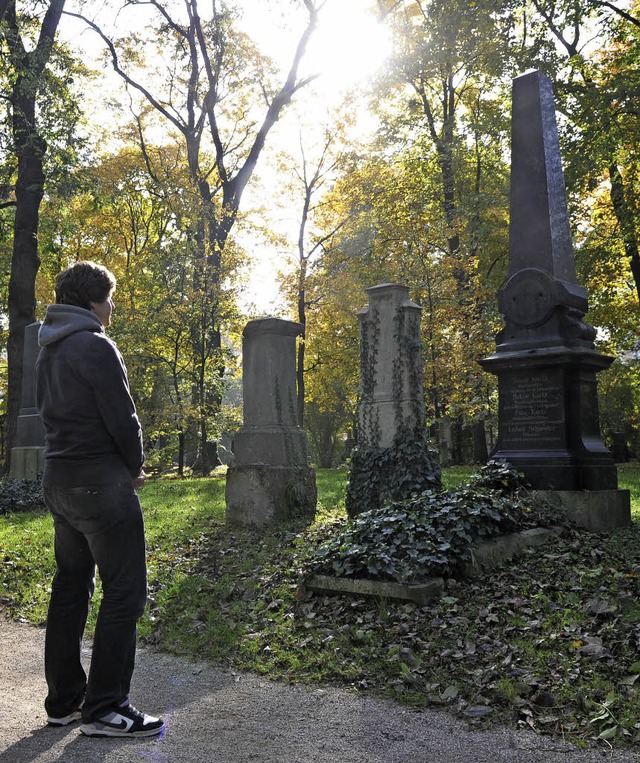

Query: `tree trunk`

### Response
(608, 163, 640, 304)
(297, 283, 306, 427)
(471, 421, 489, 463)
(5, 128, 44, 473)
(3, 0, 66, 473)
(178, 430, 185, 478)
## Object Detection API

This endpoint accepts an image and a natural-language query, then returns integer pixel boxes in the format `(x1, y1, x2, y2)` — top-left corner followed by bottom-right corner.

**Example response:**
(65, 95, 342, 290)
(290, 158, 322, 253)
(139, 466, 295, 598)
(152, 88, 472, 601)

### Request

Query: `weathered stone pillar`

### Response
(346, 284, 440, 517)
(225, 318, 316, 526)
(480, 71, 630, 531)
(357, 283, 424, 448)
(10, 321, 45, 480)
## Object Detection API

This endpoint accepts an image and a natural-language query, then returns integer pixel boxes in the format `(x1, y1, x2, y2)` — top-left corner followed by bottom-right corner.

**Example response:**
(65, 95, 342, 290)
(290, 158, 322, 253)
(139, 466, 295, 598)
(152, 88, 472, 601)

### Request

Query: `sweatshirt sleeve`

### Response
(82, 335, 144, 478)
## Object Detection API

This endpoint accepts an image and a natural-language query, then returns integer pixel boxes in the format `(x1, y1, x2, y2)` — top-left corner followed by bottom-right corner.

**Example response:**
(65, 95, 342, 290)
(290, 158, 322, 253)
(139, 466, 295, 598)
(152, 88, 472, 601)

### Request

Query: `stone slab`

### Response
(303, 527, 566, 604)
(226, 463, 316, 527)
(303, 574, 445, 605)
(460, 526, 565, 578)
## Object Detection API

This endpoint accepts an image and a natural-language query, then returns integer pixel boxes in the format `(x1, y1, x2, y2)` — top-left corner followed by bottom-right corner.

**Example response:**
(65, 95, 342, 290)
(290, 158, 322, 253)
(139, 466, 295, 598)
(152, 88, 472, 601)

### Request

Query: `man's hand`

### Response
(133, 470, 147, 491)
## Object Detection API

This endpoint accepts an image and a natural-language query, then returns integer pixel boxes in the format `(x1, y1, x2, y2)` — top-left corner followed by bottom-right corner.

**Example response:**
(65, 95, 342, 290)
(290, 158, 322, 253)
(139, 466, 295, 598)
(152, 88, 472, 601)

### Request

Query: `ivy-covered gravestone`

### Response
(346, 284, 440, 517)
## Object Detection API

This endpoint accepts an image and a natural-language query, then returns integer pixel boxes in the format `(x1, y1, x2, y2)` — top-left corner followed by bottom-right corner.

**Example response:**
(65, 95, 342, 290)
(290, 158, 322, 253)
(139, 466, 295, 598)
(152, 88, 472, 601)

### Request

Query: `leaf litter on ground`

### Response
(149, 517, 640, 751)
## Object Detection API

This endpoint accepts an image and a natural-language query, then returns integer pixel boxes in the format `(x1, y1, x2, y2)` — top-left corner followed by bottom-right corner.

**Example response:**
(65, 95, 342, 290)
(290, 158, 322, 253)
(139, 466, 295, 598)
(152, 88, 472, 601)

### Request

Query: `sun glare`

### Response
(239, 0, 390, 96)
(304, 0, 391, 92)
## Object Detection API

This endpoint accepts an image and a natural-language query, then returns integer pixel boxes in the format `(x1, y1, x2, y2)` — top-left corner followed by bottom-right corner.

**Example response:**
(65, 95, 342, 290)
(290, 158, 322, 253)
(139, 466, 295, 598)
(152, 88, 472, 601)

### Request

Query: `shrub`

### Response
(0, 479, 45, 515)
(345, 428, 441, 518)
(311, 460, 565, 584)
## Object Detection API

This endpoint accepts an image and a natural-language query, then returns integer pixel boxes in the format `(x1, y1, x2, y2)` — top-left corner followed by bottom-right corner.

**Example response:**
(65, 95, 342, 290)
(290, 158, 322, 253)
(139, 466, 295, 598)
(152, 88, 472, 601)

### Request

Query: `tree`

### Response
(276, 113, 357, 428)
(67, 0, 323, 473)
(360, 0, 512, 458)
(1, 0, 70, 473)
(35, 143, 244, 475)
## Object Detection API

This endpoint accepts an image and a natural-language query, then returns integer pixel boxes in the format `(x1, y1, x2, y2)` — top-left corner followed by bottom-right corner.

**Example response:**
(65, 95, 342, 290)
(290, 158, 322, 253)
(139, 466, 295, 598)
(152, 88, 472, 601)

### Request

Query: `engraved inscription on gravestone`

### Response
(500, 371, 565, 450)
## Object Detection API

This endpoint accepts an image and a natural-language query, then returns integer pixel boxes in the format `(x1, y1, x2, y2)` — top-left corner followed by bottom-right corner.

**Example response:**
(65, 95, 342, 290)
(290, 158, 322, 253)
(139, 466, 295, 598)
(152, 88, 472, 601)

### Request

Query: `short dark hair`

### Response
(55, 261, 116, 310)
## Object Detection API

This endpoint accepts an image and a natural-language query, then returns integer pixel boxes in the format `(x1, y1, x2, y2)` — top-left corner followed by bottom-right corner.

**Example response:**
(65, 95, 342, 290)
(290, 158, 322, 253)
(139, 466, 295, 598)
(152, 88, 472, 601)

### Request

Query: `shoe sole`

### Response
(47, 711, 82, 726)
(80, 723, 165, 738)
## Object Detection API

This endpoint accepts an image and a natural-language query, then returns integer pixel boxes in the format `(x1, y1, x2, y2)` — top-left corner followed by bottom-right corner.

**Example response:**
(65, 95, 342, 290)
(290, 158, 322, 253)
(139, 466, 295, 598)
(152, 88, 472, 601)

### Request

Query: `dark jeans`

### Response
(44, 481, 148, 722)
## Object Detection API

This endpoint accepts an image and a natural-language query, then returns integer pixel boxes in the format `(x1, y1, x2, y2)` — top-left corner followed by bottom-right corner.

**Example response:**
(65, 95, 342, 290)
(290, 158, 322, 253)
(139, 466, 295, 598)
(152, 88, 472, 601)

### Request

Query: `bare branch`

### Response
(588, 0, 640, 28)
(63, 10, 187, 135)
(223, 1, 321, 219)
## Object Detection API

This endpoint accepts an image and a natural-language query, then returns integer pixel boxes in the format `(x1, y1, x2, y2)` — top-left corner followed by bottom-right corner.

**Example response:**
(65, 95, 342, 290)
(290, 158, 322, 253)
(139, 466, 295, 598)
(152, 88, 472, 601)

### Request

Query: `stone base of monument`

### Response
(225, 464, 317, 527)
(9, 446, 44, 480)
(535, 489, 631, 533)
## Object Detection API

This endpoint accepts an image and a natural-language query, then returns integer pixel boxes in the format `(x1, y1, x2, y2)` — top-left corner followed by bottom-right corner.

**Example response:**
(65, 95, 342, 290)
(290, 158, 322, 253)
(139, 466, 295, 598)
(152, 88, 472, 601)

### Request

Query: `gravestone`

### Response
(346, 284, 440, 517)
(10, 321, 45, 479)
(357, 283, 425, 447)
(480, 71, 630, 532)
(225, 318, 316, 526)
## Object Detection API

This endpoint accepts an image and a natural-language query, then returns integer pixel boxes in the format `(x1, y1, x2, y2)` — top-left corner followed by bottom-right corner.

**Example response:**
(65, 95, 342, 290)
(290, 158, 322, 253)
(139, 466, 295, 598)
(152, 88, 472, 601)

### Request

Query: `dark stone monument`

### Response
(480, 71, 630, 532)
(10, 321, 45, 479)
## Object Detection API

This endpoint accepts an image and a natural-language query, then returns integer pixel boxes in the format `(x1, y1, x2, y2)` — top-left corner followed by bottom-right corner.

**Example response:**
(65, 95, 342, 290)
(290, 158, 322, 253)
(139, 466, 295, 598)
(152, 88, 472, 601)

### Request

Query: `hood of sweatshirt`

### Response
(38, 304, 104, 348)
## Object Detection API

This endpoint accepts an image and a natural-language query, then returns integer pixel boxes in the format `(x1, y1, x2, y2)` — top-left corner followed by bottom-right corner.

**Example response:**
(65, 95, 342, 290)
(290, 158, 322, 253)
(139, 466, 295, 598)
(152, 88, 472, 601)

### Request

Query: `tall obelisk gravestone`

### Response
(480, 71, 630, 532)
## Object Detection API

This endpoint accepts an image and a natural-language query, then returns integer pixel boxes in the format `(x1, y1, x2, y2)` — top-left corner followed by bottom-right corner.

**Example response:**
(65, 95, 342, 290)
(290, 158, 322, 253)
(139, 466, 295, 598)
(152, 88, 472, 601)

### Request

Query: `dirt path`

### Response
(1, 616, 637, 763)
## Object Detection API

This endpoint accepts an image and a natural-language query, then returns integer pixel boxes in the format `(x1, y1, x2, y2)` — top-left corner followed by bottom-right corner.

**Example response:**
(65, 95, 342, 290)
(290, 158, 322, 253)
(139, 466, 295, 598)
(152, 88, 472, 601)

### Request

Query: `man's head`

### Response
(55, 261, 116, 311)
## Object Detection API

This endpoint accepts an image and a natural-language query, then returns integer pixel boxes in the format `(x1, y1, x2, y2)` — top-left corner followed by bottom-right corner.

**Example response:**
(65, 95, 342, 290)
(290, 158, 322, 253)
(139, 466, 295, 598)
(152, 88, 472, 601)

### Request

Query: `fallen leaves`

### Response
(140, 513, 640, 749)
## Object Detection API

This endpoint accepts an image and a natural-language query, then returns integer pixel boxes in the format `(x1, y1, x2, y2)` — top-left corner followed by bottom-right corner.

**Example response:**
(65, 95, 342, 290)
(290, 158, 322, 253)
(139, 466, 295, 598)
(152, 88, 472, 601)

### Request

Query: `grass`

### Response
(0, 464, 639, 748)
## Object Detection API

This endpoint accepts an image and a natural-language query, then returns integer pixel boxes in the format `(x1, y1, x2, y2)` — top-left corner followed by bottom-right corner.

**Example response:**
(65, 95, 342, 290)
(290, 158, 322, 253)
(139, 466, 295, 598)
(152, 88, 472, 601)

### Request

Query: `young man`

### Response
(35, 260, 164, 738)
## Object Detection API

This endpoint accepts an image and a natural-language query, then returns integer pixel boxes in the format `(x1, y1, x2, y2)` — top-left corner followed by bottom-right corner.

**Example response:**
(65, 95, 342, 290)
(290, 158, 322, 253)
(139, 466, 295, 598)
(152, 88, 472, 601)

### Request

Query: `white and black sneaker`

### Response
(47, 709, 82, 726)
(80, 703, 165, 738)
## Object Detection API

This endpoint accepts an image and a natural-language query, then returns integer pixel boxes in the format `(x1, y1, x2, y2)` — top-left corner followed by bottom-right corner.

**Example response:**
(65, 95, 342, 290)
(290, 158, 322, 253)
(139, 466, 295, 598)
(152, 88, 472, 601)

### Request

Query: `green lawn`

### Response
(0, 465, 638, 747)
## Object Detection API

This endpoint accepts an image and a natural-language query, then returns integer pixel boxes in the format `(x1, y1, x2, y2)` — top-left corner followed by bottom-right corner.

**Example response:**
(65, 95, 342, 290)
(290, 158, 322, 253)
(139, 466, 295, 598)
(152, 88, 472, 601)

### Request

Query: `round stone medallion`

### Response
(501, 268, 557, 327)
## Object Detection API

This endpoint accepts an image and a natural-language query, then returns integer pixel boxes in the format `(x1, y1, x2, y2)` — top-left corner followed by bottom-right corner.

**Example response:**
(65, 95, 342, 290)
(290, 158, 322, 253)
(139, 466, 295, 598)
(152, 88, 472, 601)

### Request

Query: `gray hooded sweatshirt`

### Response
(35, 304, 144, 487)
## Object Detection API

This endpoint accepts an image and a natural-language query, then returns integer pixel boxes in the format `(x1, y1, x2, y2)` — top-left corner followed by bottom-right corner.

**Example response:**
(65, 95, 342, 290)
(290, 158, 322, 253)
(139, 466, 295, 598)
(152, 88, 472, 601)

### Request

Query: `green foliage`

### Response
(320, 460, 564, 583)
(0, 479, 44, 515)
(0, 508, 54, 622)
(345, 428, 442, 518)
(463, 457, 529, 492)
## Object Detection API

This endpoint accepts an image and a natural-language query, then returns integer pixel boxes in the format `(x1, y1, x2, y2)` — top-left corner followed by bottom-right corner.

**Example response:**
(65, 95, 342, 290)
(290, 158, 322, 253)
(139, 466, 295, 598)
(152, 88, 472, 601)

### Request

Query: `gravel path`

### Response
(1, 616, 637, 763)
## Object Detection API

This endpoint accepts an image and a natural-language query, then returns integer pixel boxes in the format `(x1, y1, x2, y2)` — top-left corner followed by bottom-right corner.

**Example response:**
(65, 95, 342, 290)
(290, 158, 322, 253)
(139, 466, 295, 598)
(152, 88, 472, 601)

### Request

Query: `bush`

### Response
(312, 460, 566, 584)
(0, 479, 45, 515)
(345, 428, 441, 517)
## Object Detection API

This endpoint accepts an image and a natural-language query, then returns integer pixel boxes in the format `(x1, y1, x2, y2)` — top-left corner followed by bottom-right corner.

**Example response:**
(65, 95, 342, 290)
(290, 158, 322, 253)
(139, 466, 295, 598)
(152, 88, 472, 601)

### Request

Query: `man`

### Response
(35, 260, 164, 738)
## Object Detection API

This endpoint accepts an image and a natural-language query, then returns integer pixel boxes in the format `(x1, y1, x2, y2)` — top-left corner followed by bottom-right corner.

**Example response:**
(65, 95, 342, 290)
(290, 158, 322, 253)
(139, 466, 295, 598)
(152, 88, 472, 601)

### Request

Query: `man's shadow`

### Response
(0, 724, 78, 763)
(0, 723, 167, 763)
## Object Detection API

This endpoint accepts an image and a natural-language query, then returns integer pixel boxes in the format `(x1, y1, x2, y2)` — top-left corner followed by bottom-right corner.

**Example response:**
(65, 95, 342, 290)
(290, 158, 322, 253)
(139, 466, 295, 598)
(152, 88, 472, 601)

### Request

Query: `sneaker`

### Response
(47, 709, 82, 726)
(80, 704, 165, 738)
